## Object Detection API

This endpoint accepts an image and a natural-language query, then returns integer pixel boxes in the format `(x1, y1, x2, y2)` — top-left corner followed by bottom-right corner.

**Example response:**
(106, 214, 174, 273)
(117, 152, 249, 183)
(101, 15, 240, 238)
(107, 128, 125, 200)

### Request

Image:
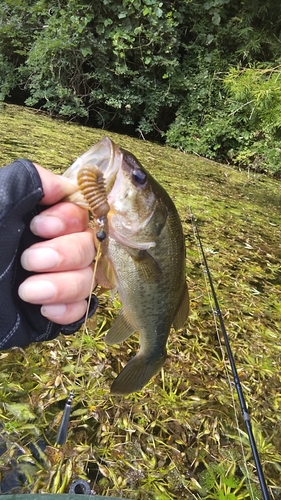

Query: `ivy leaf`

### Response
(81, 47, 92, 57)
(212, 12, 221, 25)
(5, 403, 36, 421)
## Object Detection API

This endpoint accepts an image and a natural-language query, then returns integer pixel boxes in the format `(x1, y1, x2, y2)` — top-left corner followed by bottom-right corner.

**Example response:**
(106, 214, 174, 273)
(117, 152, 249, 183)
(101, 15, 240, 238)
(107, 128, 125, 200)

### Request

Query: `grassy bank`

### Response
(0, 104, 280, 498)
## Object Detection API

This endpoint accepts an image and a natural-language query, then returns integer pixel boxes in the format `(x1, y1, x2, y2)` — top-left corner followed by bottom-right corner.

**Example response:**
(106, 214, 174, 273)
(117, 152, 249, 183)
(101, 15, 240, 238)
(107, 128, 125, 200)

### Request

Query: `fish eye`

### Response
(132, 168, 147, 185)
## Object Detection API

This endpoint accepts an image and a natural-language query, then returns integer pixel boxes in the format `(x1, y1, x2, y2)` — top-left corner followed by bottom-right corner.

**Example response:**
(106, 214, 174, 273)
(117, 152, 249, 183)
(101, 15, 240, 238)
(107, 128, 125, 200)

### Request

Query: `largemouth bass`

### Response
(63, 137, 189, 394)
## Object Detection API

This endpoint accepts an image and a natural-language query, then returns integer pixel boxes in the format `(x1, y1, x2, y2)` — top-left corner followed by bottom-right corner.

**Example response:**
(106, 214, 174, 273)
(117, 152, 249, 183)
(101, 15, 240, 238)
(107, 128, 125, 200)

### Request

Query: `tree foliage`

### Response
(1, 0, 281, 175)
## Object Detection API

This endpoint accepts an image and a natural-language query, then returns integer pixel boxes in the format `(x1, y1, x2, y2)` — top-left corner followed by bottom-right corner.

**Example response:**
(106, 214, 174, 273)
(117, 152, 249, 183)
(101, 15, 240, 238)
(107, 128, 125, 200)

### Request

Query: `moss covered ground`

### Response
(0, 104, 280, 498)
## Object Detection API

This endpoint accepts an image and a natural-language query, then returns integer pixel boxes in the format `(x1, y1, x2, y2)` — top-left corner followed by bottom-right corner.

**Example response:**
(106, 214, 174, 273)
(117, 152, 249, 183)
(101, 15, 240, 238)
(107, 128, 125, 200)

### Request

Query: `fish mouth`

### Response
(63, 137, 122, 207)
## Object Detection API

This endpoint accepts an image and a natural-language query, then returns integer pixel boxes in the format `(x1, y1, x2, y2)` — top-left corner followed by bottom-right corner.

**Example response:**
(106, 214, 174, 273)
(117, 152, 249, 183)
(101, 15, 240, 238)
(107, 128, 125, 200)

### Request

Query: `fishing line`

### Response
(189, 208, 271, 500)
(55, 240, 102, 447)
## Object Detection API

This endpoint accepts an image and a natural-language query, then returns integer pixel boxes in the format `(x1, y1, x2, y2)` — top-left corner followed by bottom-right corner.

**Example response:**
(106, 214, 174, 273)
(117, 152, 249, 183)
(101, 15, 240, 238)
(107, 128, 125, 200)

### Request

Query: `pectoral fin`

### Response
(110, 350, 167, 395)
(96, 256, 116, 290)
(173, 282, 189, 331)
(104, 309, 135, 345)
(127, 248, 162, 282)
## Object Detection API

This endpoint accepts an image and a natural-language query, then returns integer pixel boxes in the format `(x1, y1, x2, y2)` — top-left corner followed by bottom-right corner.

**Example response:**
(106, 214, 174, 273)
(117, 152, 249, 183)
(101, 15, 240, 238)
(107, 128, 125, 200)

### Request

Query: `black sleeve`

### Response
(0, 159, 97, 349)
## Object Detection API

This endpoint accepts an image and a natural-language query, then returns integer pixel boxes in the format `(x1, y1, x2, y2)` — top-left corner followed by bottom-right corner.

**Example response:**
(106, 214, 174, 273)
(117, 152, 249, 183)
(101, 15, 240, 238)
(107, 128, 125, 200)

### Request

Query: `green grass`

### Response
(0, 103, 280, 498)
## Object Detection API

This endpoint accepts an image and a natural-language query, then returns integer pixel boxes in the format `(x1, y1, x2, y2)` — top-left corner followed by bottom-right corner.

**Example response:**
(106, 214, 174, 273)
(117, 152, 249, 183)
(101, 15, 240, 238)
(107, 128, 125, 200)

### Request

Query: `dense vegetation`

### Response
(1, 0, 281, 175)
(0, 104, 281, 498)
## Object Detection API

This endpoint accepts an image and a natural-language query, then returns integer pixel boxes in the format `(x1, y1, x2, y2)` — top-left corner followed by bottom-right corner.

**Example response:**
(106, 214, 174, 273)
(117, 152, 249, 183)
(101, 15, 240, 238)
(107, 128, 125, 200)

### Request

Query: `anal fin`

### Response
(104, 309, 135, 345)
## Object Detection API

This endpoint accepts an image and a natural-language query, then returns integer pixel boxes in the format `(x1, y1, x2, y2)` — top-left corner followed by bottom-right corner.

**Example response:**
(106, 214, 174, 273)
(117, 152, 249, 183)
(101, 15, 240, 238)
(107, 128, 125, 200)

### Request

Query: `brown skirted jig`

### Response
(77, 164, 114, 290)
(77, 164, 110, 220)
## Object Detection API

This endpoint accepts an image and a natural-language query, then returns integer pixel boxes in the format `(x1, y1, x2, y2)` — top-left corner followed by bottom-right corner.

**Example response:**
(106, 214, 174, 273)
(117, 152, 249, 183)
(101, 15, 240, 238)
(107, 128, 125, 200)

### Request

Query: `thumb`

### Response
(33, 164, 78, 205)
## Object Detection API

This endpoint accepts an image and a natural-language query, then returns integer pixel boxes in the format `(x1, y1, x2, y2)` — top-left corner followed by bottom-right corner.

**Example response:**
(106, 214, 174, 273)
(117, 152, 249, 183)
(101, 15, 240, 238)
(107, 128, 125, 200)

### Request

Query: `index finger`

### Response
(30, 202, 89, 238)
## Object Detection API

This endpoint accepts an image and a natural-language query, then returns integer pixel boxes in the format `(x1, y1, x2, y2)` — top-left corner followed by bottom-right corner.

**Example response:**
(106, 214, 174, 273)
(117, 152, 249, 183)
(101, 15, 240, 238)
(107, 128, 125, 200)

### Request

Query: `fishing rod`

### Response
(190, 210, 271, 500)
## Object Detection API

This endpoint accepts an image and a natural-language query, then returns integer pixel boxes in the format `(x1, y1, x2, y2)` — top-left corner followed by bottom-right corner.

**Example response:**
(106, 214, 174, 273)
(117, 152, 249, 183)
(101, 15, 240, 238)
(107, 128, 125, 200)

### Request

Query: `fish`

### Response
(63, 137, 189, 394)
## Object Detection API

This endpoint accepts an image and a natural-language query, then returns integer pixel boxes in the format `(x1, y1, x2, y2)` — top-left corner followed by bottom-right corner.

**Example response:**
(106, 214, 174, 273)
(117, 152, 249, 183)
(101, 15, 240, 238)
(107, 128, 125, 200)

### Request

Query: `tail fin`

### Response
(110, 351, 167, 395)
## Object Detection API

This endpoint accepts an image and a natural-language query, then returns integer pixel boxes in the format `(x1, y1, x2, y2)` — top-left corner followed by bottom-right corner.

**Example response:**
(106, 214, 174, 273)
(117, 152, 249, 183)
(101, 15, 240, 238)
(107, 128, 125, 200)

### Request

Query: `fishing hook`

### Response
(190, 209, 271, 500)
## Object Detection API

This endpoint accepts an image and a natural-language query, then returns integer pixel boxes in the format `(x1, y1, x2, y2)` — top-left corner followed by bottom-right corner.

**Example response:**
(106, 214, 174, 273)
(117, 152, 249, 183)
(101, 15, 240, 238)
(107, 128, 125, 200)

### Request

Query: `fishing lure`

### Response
(78, 164, 111, 249)
(77, 163, 110, 218)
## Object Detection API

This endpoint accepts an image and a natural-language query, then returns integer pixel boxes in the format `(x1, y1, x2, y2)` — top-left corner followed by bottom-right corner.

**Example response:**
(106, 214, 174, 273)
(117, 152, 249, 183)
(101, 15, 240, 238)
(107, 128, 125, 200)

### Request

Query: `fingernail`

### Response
(18, 280, 57, 302)
(30, 215, 65, 236)
(21, 248, 60, 271)
(41, 304, 67, 318)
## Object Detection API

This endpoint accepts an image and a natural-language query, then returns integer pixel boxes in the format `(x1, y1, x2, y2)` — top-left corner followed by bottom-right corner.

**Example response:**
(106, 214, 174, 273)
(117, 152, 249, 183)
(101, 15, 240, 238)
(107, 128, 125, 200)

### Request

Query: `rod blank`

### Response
(55, 391, 74, 447)
(191, 212, 271, 500)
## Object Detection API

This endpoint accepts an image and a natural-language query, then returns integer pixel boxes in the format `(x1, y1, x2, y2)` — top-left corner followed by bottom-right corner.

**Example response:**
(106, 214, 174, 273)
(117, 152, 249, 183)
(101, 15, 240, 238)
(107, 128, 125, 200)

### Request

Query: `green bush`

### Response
(1, 0, 281, 175)
(0, 0, 185, 132)
(167, 63, 281, 177)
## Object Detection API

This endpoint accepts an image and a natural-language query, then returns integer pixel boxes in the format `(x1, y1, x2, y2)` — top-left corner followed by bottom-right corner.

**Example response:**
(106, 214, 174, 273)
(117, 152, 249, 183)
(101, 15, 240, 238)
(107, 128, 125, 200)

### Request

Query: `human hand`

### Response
(18, 164, 97, 325)
(0, 159, 97, 349)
